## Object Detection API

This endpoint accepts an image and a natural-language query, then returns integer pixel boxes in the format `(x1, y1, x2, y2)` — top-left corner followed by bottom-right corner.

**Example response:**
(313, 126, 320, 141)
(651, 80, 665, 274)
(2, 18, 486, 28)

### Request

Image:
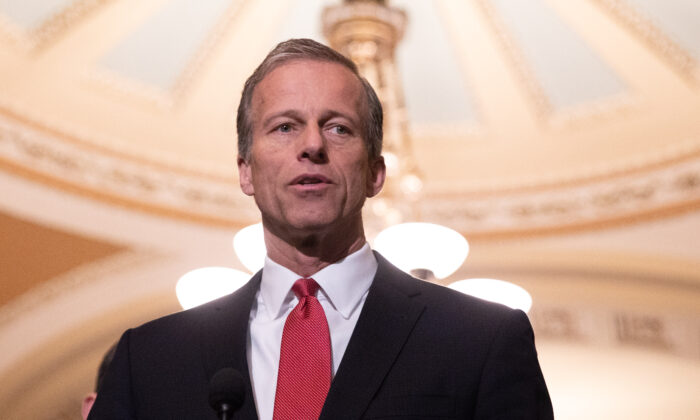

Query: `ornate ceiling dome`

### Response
(0, 0, 697, 235)
(0, 1, 699, 418)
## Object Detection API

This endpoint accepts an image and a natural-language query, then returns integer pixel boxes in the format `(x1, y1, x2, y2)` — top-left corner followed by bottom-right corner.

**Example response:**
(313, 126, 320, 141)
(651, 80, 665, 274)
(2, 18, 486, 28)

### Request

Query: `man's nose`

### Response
(298, 126, 328, 163)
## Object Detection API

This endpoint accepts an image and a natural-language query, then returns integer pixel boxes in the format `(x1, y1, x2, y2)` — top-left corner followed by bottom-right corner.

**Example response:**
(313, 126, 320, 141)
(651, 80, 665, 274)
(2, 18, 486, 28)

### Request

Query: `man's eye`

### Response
(277, 123, 292, 133)
(331, 125, 349, 135)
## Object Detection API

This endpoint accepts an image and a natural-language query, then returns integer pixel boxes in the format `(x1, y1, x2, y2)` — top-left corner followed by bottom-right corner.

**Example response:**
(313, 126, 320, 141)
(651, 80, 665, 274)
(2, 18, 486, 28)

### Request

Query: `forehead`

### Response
(251, 59, 365, 116)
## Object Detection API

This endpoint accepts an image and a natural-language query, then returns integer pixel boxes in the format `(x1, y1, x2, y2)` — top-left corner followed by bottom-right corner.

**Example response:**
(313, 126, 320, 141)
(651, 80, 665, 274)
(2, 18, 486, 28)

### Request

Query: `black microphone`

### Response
(209, 368, 245, 420)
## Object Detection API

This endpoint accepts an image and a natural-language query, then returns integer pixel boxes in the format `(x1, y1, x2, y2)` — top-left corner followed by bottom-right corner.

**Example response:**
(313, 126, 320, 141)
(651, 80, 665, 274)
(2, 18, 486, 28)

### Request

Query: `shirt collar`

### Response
(260, 243, 377, 320)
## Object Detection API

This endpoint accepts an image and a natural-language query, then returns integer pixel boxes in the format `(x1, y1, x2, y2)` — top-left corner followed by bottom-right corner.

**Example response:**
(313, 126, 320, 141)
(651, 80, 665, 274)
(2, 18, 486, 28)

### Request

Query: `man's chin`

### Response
(288, 218, 335, 233)
(263, 209, 361, 240)
(284, 213, 352, 236)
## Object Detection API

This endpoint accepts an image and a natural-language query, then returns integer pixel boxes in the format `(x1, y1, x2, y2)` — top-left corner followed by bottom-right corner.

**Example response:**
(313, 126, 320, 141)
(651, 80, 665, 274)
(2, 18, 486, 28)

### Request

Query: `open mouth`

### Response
(299, 177, 324, 185)
(291, 174, 331, 186)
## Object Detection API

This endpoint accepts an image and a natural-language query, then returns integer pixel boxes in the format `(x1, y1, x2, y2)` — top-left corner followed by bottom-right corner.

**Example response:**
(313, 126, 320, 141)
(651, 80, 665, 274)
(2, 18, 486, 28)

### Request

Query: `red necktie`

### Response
(273, 278, 332, 420)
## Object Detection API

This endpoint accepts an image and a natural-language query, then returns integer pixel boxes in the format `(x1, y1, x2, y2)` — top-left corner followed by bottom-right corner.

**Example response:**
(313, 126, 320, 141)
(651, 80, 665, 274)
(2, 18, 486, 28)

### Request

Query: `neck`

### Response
(263, 220, 367, 278)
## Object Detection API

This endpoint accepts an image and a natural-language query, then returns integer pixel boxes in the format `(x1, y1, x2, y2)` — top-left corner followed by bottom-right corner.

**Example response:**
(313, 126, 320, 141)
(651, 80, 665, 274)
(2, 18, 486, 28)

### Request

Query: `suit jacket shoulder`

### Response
(91, 254, 553, 420)
(89, 272, 262, 419)
(321, 252, 553, 420)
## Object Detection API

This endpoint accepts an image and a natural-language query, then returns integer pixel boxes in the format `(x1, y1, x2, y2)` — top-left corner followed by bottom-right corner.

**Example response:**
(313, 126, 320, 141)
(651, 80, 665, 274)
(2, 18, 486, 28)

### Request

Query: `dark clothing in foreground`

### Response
(90, 253, 553, 419)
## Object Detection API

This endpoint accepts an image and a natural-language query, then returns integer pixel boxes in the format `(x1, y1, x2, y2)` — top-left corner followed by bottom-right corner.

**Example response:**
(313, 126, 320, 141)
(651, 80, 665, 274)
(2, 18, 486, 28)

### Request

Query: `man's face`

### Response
(238, 59, 385, 239)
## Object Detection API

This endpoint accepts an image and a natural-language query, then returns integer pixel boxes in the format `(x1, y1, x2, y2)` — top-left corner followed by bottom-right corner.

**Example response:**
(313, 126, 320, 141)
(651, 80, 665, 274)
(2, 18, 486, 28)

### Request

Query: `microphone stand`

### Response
(218, 403, 232, 420)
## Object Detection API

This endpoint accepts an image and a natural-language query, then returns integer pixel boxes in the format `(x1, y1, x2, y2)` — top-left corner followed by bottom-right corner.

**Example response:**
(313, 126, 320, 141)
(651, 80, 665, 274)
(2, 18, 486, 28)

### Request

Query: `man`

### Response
(90, 38, 553, 419)
(81, 343, 117, 419)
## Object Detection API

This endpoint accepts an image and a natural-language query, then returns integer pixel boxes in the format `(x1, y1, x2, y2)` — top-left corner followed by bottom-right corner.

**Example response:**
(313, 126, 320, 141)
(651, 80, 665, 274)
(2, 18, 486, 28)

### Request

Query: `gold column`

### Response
(323, 0, 422, 229)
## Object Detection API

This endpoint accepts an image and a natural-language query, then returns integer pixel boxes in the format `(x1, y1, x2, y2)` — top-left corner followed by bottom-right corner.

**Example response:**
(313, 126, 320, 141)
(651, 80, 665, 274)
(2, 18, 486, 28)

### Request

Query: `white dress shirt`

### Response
(247, 243, 378, 420)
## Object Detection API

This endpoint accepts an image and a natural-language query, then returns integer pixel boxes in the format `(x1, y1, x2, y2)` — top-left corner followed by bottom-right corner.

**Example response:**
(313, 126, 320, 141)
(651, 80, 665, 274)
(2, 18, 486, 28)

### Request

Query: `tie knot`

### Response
(292, 278, 319, 299)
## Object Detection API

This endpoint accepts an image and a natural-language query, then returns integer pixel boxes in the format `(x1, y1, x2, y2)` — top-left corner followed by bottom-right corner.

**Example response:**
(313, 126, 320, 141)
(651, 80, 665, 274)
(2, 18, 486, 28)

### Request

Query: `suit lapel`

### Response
(199, 271, 261, 420)
(320, 253, 425, 420)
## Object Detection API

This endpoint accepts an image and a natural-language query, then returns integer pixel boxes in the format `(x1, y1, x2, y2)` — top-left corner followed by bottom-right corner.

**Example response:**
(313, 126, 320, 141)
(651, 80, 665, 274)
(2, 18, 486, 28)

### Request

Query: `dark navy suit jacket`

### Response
(90, 253, 553, 419)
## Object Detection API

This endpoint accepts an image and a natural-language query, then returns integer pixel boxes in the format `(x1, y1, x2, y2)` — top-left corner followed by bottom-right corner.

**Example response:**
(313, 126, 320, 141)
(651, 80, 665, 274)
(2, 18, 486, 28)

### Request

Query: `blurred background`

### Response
(0, 0, 699, 418)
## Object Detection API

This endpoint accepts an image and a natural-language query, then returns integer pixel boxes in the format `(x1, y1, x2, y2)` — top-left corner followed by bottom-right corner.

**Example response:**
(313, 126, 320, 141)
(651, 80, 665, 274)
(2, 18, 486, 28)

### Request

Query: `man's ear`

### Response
(366, 156, 386, 198)
(81, 393, 97, 419)
(238, 156, 254, 196)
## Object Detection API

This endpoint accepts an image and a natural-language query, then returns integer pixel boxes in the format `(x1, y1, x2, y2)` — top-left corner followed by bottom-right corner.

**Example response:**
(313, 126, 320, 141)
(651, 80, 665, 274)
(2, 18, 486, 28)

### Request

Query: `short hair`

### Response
(94, 343, 117, 393)
(236, 38, 383, 162)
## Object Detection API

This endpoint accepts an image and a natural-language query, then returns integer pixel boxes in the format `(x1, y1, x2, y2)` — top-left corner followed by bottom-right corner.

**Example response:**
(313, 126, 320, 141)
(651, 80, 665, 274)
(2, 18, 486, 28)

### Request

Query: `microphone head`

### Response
(209, 368, 245, 414)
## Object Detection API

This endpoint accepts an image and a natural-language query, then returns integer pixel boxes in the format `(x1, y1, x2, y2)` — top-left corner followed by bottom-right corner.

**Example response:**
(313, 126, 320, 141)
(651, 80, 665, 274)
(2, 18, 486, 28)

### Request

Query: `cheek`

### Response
(252, 169, 276, 194)
(249, 152, 282, 188)
(345, 159, 371, 196)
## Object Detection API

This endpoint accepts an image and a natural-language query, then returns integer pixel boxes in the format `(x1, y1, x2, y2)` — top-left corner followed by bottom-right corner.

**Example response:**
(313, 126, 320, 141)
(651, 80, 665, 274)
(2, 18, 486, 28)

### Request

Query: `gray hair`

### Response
(236, 38, 383, 162)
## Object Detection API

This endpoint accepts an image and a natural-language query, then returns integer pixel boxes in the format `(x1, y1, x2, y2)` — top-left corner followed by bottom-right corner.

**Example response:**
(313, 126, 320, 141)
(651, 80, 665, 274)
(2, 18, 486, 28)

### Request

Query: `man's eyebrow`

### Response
(261, 110, 304, 127)
(261, 109, 360, 127)
(319, 110, 359, 126)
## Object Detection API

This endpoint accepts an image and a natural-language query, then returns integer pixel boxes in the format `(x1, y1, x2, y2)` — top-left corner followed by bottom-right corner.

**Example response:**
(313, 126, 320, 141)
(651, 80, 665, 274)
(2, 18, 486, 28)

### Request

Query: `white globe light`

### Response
(383, 152, 400, 176)
(448, 278, 533, 312)
(233, 222, 266, 273)
(176, 267, 250, 310)
(373, 223, 469, 279)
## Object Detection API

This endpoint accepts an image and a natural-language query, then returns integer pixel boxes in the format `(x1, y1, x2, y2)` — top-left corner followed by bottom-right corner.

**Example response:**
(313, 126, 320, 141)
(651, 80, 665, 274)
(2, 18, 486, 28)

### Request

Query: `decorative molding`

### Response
(474, 0, 641, 125)
(444, 259, 700, 359)
(1, 0, 250, 108)
(530, 305, 700, 359)
(474, 0, 553, 117)
(0, 113, 259, 225)
(31, 0, 115, 51)
(432, 1, 489, 131)
(422, 150, 700, 236)
(85, 66, 180, 109)
(531, 307, 582, 340)
(170, 0, 251, 100)
(591, 0, 698, 83)
(431, 139, 700, 196)
(0, 13, 27, 50)
(545, 92, 634, 129)
(0, 0, 117, 52)
(1, 108, 699, 235)
(86, 0, 251, 106)
(615, 313, 669, 349)
(0, 100, 236, 179)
